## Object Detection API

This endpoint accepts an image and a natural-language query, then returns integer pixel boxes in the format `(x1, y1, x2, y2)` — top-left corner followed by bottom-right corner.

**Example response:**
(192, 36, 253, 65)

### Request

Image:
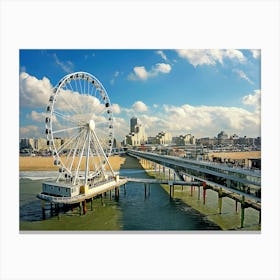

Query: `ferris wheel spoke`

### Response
(78, 78, 83, 95)
(89, 132, 106, 176)
(53, 110, 81, 125)
(58, 85, 81, 116)
(52, 125, 82, 135)
(67, 129, 87, 175)
(73, 130, 88, 185)
(92, 129, 115, 175)
(88, 140, 99, 173)
(55, 127, 85, 156)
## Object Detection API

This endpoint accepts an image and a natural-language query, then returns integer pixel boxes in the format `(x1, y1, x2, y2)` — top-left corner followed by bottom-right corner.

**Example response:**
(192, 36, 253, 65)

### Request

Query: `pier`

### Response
(127, 150, 261, 228)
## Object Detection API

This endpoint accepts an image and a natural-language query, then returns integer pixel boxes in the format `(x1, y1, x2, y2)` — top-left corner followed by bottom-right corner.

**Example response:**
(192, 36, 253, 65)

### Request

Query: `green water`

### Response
(20, 155, 260, 231)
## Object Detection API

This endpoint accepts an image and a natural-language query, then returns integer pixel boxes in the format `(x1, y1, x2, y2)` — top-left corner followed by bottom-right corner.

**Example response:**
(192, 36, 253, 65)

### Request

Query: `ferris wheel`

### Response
(45, 71, 115, 186)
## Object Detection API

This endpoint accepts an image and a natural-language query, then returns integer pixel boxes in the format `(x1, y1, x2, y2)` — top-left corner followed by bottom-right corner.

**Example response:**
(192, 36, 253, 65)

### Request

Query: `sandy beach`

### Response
(19, 155, 126, 171)
(208, 151, 261, 160)
(20, 151, 261, 171)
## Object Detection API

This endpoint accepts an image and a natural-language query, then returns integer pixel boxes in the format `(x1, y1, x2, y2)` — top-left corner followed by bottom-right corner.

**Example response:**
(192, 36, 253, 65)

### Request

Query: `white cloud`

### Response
(176, 49, 246, 67)
(20, 72, 52, 108)
(242, 89, 261, 111)
(53, 53, 74, 73)
(250, 49, 261, 59)
(233, 69, 254, 85)
(156, 63, 171, 73)
(160, 103, 260, 137)
(156, 50, 167, 61)
(20, 125, 41, 138)
(111, 103, 121, 114)
(130, 66, 149, 80)
(110, 71, 120, 85)
(128, 63, 172, 81)
(27, 110, 47, 122)
(132, 101, 148, 112)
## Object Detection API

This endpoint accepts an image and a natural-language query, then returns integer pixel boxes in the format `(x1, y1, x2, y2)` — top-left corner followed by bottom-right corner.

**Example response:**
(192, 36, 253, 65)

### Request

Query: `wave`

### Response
(20, 171, 57, 180)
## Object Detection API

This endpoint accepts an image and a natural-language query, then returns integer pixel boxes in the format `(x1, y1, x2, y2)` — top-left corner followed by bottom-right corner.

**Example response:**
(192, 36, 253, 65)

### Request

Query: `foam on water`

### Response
(19, 171, 57, 180)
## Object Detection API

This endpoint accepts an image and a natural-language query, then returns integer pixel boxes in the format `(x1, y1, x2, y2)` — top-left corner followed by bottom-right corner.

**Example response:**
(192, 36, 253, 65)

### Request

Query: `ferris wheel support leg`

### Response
(92, 130, 115, 177)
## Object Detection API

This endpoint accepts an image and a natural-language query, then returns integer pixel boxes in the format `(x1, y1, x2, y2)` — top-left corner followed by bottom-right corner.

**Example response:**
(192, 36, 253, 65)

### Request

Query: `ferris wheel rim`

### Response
(45, 71, 115, 184)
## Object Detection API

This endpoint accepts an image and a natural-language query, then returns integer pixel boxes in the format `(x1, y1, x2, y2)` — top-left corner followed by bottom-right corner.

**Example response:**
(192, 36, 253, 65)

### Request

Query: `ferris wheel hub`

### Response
(89, 119, 95, 131)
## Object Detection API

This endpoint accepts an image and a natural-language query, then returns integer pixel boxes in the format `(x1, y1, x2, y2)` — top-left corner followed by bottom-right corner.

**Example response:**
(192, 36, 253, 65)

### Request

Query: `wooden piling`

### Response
(82, 200, 87, 215)
(190, 186, 193, 196)
(203, 187, 206, 205)
(235, 200, 238, 213)
(197, 186, 200, 200)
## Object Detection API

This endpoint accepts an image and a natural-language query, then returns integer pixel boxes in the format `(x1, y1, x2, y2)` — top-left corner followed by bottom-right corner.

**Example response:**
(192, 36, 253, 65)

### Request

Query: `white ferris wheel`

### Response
(45, 71, 115, 186)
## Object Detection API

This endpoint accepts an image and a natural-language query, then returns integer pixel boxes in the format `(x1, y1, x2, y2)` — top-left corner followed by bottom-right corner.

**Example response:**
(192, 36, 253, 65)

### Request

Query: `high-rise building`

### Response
(126, 117, 147, 146)
(130, 117, 138, 133)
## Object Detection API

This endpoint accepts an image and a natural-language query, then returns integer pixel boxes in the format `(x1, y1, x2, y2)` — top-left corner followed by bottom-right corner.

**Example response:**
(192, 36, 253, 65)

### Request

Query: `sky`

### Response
(19, 49, 261, 141)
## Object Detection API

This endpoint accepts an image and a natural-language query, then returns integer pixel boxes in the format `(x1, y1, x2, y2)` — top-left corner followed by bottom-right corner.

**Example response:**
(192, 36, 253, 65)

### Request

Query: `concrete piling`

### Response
(241, 195, 245, 228)
(218, 188, 223, 214)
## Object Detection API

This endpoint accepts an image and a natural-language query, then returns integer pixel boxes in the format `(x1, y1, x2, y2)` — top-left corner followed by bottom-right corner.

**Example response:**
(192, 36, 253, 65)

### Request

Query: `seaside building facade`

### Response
(126, 117, 147, 146)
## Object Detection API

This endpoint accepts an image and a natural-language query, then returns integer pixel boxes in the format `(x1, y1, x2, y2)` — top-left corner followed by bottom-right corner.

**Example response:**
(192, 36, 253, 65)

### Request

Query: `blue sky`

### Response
(19, 49, 261, 141)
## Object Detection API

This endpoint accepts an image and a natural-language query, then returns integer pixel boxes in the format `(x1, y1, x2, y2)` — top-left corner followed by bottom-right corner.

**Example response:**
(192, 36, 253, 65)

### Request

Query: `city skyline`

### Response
(20, 49, 261, 141)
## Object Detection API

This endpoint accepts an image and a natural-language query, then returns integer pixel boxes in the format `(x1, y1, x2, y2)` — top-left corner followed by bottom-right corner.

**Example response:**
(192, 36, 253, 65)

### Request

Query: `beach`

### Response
(208, 151, 261, 160)
(19, 155, 126, 171)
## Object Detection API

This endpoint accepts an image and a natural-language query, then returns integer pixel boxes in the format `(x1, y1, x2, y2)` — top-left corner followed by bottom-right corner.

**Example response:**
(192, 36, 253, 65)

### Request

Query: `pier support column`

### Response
(82, 200, 87, 215)
(109, 190, 112, 200)
(50, 202, 54, 216)
(115, 187, 119, 200)
(235, 200, 238, 213)
(168, 169, 171, 180)
(241, 195, 245, 228)
(144, 184, 147, 198)
(197, 186, 200, 200)
(124, 184, 126, 195)
(79, 202, 82, 216)
(169, 184, 172, 199)
(190, 186, 193, 196)
(90, 198, 93, 211)
(41, 201, 46, 220)
(218, 188, 223, 214)
(202, 182, 207, 205)
(259, 211, 261, 225)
